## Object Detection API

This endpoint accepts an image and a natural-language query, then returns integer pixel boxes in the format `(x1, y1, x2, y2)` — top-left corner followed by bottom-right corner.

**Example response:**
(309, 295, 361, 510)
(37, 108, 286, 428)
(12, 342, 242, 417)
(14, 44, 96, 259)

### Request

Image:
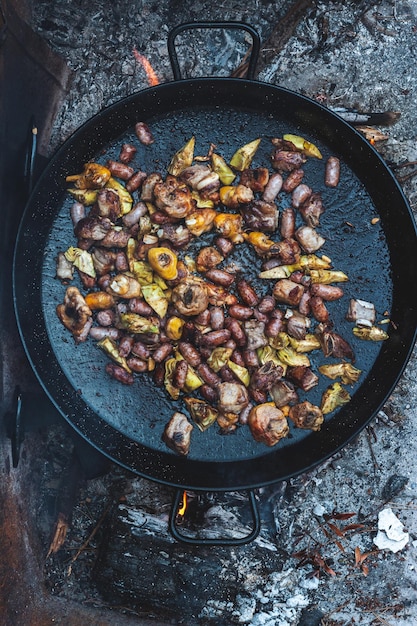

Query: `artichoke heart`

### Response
(268, 332, 290, 350)
(67, 188, 98, 206)
(353, 326, 389, 341)
(283, 134, 323, 159)
(227, 360, 250, 387)
(130, 259, 154, 285)
(141, 284, 168, 318)
(277, 347, 310, 368)
(105, 177, 133, 214)
(230, 138, 261, 171)
(319, 362, 362, 385)
(64, 247, 96, 278)
(184, 397, 218, 431)
(207, 347, 234, 372)
(168, 136, 195, 176)
(289, 334, 321, 353)
(257, 345, 287, 374)
(309, 269, 348, 284)
(119, 313, 159, 334)
(321, 382, 351, 415)
(211, 153, 236, 184)
(183, 365, 204, 392)
(97, 337, 131, 372)
(164, 358, 180, 400)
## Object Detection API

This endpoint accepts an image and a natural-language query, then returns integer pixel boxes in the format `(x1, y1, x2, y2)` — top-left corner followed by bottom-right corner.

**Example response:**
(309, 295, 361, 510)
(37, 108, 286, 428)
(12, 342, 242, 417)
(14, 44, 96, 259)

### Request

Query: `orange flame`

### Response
(177, 491, 187, 517)
(133, 48, 160, 86)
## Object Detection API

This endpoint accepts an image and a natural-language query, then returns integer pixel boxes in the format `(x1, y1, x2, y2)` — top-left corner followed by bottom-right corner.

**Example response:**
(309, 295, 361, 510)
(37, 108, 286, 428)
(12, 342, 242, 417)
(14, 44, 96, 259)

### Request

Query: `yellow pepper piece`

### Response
(147, 247, 178, 280)
(283, 134, 322, 159)
(230, 138, 261, 171)
(166, 316, 185, 341)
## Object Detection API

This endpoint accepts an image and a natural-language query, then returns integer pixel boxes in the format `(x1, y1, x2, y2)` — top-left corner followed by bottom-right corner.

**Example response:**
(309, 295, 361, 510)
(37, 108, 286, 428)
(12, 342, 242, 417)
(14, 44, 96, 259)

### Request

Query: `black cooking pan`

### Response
(13, 22, 417, 539)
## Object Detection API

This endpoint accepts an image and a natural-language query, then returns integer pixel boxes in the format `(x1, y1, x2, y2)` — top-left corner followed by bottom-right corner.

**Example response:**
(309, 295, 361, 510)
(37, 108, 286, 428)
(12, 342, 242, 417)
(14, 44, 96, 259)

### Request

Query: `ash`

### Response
(6, 1, 417, 625)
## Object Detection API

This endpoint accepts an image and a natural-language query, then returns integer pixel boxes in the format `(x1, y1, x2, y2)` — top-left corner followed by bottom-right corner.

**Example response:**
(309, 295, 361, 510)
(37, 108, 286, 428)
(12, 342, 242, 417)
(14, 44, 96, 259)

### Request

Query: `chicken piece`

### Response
(218, 382, 249, 414)
(248, 404, 289, 446)
(162, 412, 193, 455)
(154, 175, 196, 220)
(346, 298, 376, 327)
(196, 246, 224, 272)
(286, 365, 319, 392)
(299, 192, 324, 228)
(93, 188, 121, 222)
(56, 286, 93, 341)
(273, 279, 304, 306)
(271, 150, 307, 172)
(288, 401, 324, 431)
(240, 200, 279, 233)
(240, 167, 270, 192)
(180, 164, 220, 196)
(270, 380, 299, 408)
(249, 361, 283, 391)
(172, 279, 209, 316)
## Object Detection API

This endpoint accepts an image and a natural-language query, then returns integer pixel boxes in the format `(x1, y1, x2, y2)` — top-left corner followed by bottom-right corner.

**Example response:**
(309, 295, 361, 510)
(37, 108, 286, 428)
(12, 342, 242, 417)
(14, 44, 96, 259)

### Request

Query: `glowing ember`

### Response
(177, 491, 187, 517)
(133, 48, 160, 86)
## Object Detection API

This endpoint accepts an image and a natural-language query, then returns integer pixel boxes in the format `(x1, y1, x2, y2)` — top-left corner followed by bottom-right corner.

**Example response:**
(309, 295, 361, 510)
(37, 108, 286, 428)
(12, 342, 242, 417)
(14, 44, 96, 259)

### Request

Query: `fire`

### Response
(133, 48, 160, 86)
(177, 491, 187, 517)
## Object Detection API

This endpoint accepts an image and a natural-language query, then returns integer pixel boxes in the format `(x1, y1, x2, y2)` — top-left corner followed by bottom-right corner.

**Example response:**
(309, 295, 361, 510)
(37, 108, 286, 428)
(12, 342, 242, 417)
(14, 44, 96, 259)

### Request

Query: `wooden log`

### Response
(93, 496, 282, 623)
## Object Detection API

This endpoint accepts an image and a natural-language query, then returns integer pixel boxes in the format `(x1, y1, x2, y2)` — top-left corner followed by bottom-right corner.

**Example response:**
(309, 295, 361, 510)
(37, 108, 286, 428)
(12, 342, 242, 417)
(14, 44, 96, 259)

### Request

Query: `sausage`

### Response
(89, 326, 120, 340)
(126, 171, 147, 193)
(200, 384, 219, 403)
(224, 317, 247, 347)
(178, 342, 202, 367)
(310, 283, 344, 301)
(310, 296, 330, 322)
(131, 341, 150, 360)
(119, 335, 134, 358)
(197, 363, 221, 388)
(257, 295, 275, 314)
(282, 168, 304, 192)
(115, 251, 129, 272)
(194, 309, 211, 326)
(231, 350, 246, 367)
(243, 349, 260, 368)
(119, 142, 137, 164)
(126, 356, 148, 373)
(96, 309, 115, 327)
(205, 268, 235, 287)
(173, 360, 188, 389)
(291, 184, 312, 208)
(210, 306, 225, 330)
(280, 206, 296, 239)
(215, 236, 234, 257)
(325, 156, 340, 188)
(228, 304, 253, 320)
(135, 121, 155, 145)
(105, 363, 134, 385)
(153, 363, 165, 387)
(106, 159, 135, 181)
(152, 342, 174, 363)
(200, 329, 231, 347)
(128, 298, 153, 316)
(70, 202, 85, 227)
(262, 172, 283, 203)
(122, 202, 148, 227)
(236, 279, 260, 307)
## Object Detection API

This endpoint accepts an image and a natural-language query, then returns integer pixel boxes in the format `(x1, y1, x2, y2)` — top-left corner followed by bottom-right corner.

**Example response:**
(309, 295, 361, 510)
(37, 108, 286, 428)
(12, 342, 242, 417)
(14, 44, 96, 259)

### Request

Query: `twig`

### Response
(67, 501, 112, 571)
(231, 0, 315, 78)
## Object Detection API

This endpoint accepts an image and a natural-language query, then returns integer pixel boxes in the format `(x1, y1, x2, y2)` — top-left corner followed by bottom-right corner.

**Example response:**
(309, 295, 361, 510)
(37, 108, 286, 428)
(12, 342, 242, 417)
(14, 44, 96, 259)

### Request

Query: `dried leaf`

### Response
(326, 521, 345, 537)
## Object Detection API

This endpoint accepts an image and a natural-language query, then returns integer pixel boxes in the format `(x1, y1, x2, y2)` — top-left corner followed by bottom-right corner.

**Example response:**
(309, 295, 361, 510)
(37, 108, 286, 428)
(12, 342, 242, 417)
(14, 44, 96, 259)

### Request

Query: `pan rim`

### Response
(13, 77, 417, 490)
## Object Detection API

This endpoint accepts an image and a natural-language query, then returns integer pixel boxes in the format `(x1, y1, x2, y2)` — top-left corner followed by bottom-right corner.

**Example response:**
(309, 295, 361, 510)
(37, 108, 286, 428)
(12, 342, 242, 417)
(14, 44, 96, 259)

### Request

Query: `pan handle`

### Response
(167, 21, 260, 81)
(168, 488, 261, 546)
